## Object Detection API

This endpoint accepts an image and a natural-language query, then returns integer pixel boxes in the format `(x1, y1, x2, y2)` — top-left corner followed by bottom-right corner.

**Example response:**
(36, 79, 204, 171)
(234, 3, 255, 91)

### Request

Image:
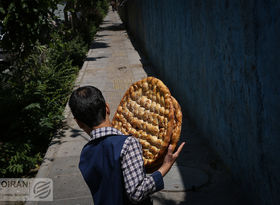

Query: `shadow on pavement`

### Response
(85, 56, 107, 61)
(69, 128, 89, 141)
(90, 41, 110, 49)
(101, 23, 125, 31)
(95, 34, 110, 38)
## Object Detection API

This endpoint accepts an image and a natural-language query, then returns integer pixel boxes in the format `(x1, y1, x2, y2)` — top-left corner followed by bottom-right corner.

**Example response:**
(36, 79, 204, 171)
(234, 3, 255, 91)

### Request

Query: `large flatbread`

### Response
(112, 77, 181, 170)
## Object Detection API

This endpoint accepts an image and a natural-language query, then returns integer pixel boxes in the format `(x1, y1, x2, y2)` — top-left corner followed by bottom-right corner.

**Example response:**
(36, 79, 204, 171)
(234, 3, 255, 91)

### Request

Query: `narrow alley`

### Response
(29, 8, 249, 205)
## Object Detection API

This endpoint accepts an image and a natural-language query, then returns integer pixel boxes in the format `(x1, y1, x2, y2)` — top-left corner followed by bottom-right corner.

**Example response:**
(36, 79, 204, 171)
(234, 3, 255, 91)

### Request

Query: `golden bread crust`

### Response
(170, 96, 182, 150)
(145, 96, 182, 173)
(112, 77, 174, 169)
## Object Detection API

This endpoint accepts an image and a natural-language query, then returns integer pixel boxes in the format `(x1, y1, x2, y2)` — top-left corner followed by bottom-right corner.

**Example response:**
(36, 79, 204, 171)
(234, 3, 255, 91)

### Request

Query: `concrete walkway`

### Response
(28, 8, 249, 205)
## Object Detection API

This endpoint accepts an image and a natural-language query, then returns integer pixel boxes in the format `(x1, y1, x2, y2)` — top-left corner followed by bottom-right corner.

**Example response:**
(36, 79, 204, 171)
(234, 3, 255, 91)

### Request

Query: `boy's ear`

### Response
(106, 103, 110, 115)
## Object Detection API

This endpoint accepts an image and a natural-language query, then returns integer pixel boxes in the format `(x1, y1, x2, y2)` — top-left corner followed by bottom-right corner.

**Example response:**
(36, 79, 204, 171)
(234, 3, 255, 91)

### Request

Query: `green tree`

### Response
(0, 0, 58, 58)
(64, 0, 108, 45)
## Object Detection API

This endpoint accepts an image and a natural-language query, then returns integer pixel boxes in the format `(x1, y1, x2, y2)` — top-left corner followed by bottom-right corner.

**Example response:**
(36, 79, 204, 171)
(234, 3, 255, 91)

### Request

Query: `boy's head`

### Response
(69, 86, 107, 129)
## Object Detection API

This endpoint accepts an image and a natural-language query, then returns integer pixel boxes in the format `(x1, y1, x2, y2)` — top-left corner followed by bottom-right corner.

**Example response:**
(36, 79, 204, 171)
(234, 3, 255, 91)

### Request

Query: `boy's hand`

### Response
(158, 142, 185, 177)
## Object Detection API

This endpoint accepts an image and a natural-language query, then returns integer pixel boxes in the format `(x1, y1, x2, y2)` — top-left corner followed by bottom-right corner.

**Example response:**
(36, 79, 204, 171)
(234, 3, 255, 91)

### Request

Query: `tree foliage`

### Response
(65, 0, 109, 45)
(0, 0, 58, 57)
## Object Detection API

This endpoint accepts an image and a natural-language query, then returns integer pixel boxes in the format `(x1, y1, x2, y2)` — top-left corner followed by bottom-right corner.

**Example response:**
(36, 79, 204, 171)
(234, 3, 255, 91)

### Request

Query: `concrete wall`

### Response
(119, 0, 280, 204)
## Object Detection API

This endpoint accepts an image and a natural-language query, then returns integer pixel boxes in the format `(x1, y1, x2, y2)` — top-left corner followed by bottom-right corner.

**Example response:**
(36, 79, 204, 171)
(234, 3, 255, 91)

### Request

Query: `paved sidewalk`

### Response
(26, 8, 249, 205)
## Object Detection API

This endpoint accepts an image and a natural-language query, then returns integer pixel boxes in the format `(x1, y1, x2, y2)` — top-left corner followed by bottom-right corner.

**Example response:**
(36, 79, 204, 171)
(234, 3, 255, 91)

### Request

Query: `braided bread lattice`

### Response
(112, 77, 182, 171)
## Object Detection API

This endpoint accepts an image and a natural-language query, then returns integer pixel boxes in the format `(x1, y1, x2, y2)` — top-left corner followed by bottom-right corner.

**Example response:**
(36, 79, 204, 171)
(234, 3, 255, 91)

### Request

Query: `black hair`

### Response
(69, 86, 106, 128)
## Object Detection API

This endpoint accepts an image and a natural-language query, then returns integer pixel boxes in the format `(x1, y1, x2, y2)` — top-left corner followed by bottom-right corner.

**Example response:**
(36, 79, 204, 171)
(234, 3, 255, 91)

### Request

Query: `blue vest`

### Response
(79, 135, 130, 205)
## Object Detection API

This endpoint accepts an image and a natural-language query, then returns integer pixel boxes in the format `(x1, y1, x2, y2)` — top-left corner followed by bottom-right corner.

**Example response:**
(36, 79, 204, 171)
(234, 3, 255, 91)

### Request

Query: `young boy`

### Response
(69, 86, 185, 205)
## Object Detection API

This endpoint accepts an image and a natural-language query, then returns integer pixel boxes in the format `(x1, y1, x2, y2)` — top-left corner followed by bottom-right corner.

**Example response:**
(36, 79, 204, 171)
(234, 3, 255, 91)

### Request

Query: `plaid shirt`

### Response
(90, 127, 164, 203)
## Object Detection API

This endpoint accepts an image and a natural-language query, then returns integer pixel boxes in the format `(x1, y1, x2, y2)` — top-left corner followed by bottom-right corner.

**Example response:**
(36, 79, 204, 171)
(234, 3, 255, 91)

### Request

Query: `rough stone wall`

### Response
(119, 0, 280, 204)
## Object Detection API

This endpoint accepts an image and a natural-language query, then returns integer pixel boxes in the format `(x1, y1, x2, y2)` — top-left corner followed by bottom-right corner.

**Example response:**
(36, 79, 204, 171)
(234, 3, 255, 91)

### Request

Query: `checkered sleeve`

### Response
(120, 136, 164, 203)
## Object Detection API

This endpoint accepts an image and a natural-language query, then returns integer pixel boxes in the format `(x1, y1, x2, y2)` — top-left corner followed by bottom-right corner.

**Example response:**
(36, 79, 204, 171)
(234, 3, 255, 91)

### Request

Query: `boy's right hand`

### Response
(158, 142, 185, 177)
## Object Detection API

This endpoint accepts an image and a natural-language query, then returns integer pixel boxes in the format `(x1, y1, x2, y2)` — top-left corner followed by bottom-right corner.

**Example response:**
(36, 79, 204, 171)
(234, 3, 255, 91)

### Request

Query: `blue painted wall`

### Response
(120, 0, 280, 204)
